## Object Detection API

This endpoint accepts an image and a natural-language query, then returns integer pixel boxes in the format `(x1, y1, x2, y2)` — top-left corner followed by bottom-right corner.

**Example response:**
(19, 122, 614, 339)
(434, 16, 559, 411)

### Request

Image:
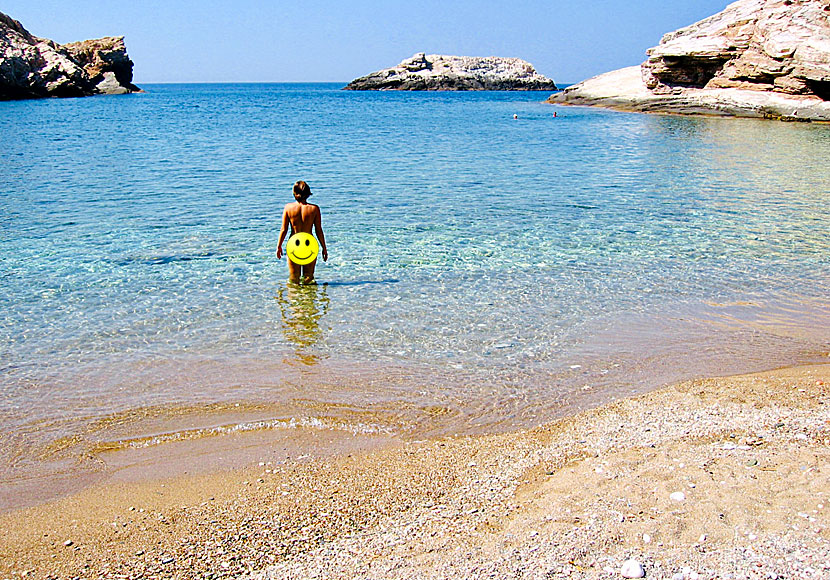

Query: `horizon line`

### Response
(133, 80, 575, 87)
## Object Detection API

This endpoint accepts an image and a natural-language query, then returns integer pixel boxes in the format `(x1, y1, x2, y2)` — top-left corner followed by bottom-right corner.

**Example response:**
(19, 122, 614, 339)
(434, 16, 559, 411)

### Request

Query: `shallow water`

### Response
(1, 84, 829, 507)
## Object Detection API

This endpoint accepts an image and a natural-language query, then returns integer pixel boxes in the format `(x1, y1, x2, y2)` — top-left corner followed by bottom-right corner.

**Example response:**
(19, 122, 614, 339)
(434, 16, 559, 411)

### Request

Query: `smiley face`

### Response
(286, 232, 319, 265)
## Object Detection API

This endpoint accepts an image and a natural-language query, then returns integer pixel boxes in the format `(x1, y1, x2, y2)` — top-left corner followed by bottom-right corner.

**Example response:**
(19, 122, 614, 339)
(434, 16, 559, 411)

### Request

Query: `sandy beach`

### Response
(2, 363, 828, 579)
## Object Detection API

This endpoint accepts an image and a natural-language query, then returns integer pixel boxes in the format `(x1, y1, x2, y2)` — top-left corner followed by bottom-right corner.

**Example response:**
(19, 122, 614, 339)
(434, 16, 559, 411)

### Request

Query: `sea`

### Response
(1, 83, 828, 510)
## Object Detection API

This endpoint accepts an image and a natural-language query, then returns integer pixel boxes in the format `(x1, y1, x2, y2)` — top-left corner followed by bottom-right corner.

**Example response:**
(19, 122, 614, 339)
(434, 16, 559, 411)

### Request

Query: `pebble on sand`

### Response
(621, 559, 645, 578)
(670, 491, 686, 502)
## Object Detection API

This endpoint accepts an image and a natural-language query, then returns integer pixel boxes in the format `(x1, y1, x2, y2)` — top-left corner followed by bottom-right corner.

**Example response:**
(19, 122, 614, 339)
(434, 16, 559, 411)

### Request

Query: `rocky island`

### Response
(345, 52, 556, 90)
(549, 0, 830, 121)
(0, 11, 140, 100)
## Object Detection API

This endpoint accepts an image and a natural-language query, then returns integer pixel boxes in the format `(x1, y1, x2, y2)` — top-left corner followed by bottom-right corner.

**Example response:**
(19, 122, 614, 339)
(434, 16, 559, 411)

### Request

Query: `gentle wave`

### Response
(90, 415, 397, 454)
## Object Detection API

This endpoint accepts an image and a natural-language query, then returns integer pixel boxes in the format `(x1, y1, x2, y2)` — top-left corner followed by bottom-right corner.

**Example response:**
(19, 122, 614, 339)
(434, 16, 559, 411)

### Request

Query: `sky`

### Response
(4, 0, 731, 84)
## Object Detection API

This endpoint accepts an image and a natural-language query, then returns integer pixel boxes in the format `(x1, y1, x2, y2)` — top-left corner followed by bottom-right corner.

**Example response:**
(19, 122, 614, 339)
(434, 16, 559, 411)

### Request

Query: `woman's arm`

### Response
(314, 207, 327, 262)
(276, 207, 290, 259)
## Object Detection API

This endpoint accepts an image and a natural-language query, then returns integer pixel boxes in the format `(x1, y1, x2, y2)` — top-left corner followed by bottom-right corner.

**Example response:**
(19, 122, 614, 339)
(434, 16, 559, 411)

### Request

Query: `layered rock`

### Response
(549, 0, 830, 121)
(0, 11, 140, 100)
(345, 52, 556, 90)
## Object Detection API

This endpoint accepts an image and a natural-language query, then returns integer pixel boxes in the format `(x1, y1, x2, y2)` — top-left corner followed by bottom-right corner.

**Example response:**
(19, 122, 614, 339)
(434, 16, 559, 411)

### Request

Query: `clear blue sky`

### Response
(5, 0, 729, 84)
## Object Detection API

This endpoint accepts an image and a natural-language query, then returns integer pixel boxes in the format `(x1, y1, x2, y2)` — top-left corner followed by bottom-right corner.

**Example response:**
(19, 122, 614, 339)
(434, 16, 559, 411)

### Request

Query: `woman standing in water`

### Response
(276, 180, 328, 284)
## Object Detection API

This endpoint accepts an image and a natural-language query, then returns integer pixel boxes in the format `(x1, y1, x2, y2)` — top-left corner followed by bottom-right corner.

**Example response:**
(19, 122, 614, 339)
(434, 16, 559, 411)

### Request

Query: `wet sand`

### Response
(2, 364, 829, 579)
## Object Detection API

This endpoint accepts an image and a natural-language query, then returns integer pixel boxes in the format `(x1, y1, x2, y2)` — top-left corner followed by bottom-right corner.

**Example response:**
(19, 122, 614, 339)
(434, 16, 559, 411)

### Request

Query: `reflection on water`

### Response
(276, 282, 330, 365)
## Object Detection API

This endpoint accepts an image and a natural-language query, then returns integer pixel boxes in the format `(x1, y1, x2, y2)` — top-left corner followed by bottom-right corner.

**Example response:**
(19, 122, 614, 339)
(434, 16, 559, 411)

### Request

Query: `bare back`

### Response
(284, 201, 319, 234)
(277, 193, 327, 284)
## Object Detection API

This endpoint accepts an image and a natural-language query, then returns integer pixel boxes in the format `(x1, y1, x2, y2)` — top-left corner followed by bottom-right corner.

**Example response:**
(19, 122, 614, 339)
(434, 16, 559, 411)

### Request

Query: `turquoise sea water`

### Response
(1, 84, 829, 505)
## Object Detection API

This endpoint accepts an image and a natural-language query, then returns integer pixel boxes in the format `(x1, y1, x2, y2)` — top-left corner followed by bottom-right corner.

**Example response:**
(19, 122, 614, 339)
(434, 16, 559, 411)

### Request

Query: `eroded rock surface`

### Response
(550, 0, 830, 120)
(0, 11, 140, 100)
(643, 0, 830, 98)
(345, 52, 556, 91)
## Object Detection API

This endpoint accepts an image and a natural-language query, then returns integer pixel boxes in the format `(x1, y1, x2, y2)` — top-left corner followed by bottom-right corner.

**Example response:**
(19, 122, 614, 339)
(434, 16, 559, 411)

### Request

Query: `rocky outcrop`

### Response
(549, 0, 830, 121)
(62, 37, 140, 96)
(549, 65, 830, 120)
(0, 11, 140, 100)
(345, 53, 556, 90)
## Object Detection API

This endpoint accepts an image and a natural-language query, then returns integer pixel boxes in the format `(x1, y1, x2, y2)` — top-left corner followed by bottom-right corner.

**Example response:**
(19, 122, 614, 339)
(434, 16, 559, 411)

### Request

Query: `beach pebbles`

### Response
(621, 559, 646, 578)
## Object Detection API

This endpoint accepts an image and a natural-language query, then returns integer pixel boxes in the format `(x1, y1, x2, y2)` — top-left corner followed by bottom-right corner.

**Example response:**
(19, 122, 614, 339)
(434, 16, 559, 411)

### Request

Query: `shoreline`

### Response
(547, 66, 830, 123)
(2, 363, 828, 579)
(6, 335, 827, 515)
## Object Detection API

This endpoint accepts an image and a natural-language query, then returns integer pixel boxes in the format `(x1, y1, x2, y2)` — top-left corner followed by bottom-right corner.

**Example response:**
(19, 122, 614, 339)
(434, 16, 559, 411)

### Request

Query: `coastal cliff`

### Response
(0, 11, 140, 100)
(345, 52, 557, 90)
(549, 0, 830, 121)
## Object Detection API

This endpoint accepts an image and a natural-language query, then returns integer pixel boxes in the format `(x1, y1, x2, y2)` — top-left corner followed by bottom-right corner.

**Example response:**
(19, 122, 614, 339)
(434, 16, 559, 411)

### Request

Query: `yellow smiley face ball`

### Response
(286, 232, 319, 265)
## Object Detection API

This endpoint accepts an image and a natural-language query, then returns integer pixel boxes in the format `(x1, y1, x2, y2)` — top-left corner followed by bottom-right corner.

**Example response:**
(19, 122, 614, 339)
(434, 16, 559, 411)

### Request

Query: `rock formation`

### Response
(549, 0, 830, 121)
(345, 52, 556, 90)
(0, 11, 140, 100)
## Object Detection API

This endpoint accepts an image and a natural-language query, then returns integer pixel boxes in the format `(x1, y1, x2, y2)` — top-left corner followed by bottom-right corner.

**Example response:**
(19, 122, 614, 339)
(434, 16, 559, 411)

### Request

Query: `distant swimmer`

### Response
(513, 114, 518, 119)
(553, 111, 557, 117)
(276, 180, 328, 284)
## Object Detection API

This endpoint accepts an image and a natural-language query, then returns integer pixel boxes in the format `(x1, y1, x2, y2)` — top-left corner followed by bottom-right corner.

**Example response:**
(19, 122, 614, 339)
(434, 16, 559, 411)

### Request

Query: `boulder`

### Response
(549, 0, 830, 121)
(345, 52, 556, 91)
(0, 11, 140, 100)
(63, 37, 140, 95)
